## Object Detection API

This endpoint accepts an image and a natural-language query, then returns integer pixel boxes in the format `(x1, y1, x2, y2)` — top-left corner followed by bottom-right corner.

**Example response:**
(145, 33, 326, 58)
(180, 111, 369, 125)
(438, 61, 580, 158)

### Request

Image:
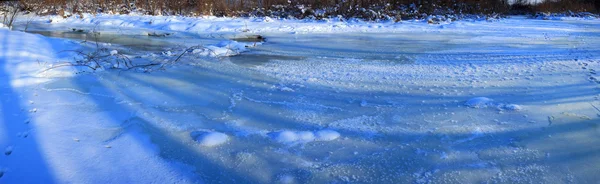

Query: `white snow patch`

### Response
(465, 97, 523, 111)
(190, 131, 229, 147)
(499, 104, 523, 111)
(272, 131, 299, 143)
(192, 41, 259, 57)
(270, 130, 340, 145)
(315, 130, 341, 141)
(464, 97, 494, 108)
(109, 50, 118, 55)
(280, 87, 295, 92)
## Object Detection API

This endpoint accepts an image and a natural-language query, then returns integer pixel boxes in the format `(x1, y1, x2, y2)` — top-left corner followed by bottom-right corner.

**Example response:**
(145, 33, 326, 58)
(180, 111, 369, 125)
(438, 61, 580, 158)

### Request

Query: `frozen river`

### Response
(2, 16, 600, 183)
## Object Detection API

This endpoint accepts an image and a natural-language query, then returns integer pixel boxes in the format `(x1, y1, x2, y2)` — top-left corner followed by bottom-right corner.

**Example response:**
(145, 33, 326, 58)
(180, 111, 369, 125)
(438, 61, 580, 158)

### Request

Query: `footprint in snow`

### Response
(17, 131, 29, 138)
(4, 146, 13, 156)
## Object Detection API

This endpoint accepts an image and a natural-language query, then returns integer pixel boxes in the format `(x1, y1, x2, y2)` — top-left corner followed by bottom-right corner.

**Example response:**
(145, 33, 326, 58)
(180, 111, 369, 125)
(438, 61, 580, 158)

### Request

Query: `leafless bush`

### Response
(43, 33, 161, 73)
(1, 1, 20, 29)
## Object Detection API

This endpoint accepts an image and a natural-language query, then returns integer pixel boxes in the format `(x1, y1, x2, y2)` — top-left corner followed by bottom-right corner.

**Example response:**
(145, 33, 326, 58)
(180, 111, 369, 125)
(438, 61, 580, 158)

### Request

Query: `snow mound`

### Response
(465, 97, 523, 111)
(192, 41, 260, 57)
(315, 130, 341, 141)
(269, 130, 340, 145)
(190, 131, 229, 147)
(498, 104, 523, 111)
(464, 97, 494, 108)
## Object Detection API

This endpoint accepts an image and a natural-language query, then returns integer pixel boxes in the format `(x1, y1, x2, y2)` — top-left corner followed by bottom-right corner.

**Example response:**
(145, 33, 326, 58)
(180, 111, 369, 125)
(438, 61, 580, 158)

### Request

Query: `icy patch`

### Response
(269, 130, 340, 145)
(190, 131, 229, 147)
(109, 50, 118, 56)
(465, 97, 523, 111)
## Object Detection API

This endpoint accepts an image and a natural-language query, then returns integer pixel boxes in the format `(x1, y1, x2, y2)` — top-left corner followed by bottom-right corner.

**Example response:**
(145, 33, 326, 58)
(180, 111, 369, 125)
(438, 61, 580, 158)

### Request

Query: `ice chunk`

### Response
(190, 131, 229, 147)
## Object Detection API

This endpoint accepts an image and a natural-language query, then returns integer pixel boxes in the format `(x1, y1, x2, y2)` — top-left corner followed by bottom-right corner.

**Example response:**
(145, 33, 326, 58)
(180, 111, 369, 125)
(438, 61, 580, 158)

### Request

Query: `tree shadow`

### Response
(0, 31, 56, 183)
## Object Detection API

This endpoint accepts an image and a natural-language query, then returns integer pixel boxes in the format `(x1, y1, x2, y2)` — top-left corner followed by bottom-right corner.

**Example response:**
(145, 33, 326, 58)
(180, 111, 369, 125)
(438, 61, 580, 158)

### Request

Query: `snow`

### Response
(271, 131, 299, 143)
(465, 97, 495, 108)
(465, 97, 524, 111)
(192, 41, 258, 57)
(270, 130, 340, 145)
(16, 13, 527, 35)
(314, 130, 341, 141)
(1, 14, 600, 183)
(190, 131, 229, 147)
(499, 104, 523, 111)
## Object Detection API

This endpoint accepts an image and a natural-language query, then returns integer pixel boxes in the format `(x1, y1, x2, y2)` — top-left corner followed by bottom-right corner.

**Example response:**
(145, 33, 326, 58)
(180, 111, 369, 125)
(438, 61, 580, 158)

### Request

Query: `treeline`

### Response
(511, 0, 598, 15)
(11, 0, 600, 20)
